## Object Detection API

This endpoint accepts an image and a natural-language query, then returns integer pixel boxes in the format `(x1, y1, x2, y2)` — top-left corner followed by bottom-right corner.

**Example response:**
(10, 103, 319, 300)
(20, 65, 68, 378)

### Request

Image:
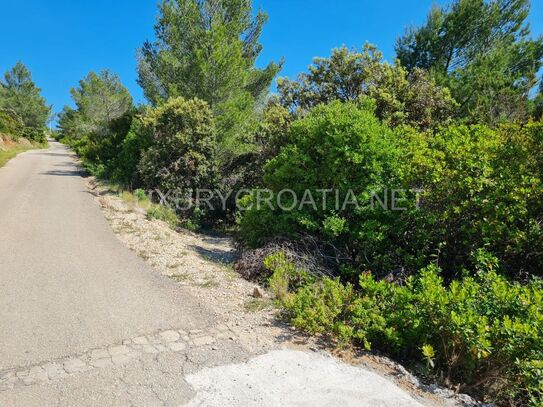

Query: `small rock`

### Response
(0, 371, 15, 381)
(155, 344, 168, 352)
(111, 353, 137, 366)
(26, 366, 48, 384)
(133, 336, 149, 345)
(192, 336, 215, 346)
(42, 362, 67, 380)
(252, 287, 264, 298)
(141, 344, 159, 354)
(159, 330, 180, 342)
(89, 358, 113, 368)
(108, 345, 131, 356)
(91, 349, 110, 360)
(427, 383, 456, 399)
(63, 358, 88, 374)
(457, 393, 476, 404)
(0, 375, 18, 390)
(168, 342, 187, 352)
(216, 331, 231, 340)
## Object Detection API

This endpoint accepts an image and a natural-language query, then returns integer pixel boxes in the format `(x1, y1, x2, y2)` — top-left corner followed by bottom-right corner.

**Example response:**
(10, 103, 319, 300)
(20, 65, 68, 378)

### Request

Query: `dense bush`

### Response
(0, 109, 46, 143)
(238, 100, 543, 280)
(110, 116, 153, 188)
(0, 108, 24, 139)
(21, 126, 46, 144)
(238, 100, 421, 275)
(267, 250, 543, 406)
(406, 122, 543, 278)
(67, 112, 134, 178)
(138, 97, 218, 204)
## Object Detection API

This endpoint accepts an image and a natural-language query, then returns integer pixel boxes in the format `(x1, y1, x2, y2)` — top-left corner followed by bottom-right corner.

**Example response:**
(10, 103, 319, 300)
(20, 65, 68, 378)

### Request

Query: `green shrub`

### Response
(267, 251, 543, 405)
(0, 108, 24, 139)
(406, 123, 543, 278)
(111, 116, 153, 188)
(139, 97, 218, 195)
(240, 101, 543, 280)
(80, 112, 134, 178)
(21, 127, 46, 144)
(264, 252, 314, 301)
(133, 188, 148, 202)
(146, 204, 178, 229)
(238, 100, 419, 274)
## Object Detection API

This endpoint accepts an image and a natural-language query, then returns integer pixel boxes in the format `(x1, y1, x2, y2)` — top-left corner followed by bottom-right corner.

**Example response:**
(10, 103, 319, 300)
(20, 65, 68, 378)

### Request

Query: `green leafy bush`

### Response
(240, 101, 543, 279)
(110, 116, 153, 188)
(406, 122, 543, 278)
(0, 108, 24, 139)
(267, 250, 543, 405)
(146, 204, 178, 229)
(239, 100, 420, 274)
(139, 97, 218, 197)
(21, 126, 46, 144)
(264, 252, 314, 301)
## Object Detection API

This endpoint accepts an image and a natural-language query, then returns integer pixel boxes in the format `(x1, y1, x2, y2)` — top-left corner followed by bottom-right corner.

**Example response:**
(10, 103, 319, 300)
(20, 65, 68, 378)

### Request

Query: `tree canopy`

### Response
(137, 0, 280, 108)
(68, 70, 133, 137)
(137, 0, 281, 165)
(0, 62, 51, 130)
(277, 44, 458, 129)
(395, 0, 543, 124)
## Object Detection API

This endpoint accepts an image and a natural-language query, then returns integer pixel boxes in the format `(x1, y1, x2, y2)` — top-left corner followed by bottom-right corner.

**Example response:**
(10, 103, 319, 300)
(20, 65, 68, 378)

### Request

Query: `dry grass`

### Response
(0, 140, 45, 168)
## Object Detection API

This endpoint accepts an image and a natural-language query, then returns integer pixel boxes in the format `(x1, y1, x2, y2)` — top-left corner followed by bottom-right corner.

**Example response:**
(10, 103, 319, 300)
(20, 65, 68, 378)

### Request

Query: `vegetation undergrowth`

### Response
(117, 185, 188, 231)
(265, 250, 543, 406)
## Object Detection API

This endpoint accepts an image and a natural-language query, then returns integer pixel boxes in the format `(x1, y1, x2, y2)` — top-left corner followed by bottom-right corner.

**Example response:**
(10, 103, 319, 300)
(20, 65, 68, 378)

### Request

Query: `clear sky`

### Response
(1, 0, 542, 122)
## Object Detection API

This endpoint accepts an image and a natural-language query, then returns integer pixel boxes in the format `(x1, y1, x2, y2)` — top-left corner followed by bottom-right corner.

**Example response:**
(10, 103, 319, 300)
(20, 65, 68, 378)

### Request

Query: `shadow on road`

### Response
(40, 169, 87, 177)
(35, 152, 74, 158)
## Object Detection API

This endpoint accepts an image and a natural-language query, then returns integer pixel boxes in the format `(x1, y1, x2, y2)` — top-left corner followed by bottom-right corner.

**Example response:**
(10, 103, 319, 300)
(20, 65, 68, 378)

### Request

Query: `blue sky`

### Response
(1, 0, 542, 121)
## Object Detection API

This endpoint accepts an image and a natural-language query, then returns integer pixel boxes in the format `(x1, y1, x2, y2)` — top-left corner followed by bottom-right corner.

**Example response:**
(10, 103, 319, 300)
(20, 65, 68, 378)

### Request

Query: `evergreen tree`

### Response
(69, 70, 133, 137)
(137, 0, 281, 165)
(396, 0, 543, 125)
(0, 62, 51, 129)
(277, 44, 458, 129)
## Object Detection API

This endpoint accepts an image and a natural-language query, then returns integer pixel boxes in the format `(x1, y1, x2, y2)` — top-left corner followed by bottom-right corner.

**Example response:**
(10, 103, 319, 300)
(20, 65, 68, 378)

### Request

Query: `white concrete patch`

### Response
(182, 349, 425, 407)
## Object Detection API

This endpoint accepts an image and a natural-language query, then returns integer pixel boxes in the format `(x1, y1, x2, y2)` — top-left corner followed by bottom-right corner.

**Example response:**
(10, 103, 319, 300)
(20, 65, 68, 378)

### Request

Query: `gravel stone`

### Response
(133, 336, 149, 345)
(192, 336, 215, 346)
(159, 330, 180, 342)
(63, 358, 88, 374)
(168, 342, 187, 352)
(108, 345, 131, 356)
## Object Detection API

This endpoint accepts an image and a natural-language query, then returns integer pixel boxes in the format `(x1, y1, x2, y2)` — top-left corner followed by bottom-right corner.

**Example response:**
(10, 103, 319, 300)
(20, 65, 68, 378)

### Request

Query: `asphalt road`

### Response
(0, 141, 214, 371)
